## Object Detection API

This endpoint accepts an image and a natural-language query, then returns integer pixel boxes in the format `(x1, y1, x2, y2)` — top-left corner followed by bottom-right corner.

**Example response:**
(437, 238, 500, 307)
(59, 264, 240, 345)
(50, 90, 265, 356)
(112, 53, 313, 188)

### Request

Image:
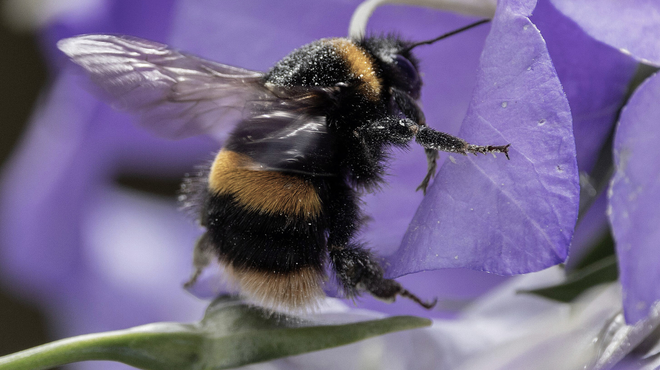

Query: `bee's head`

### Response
(390, 50, 422, 100)
(359, 36, 423, 99)
(358, 20, 490, 101)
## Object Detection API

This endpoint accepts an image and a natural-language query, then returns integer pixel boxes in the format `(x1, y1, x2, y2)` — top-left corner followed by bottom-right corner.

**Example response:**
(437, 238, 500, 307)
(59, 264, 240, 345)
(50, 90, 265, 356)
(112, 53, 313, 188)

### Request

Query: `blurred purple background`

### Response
(0, 5, 50, 361)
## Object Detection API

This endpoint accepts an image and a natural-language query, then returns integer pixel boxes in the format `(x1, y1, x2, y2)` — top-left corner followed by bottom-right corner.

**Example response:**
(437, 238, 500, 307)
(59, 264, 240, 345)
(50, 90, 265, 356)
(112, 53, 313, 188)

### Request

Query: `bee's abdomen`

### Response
(205, 192, 326, 271)
(204, 149, 327, 311)
(206, 149, 326, 272)
(208, 150, 322, 219)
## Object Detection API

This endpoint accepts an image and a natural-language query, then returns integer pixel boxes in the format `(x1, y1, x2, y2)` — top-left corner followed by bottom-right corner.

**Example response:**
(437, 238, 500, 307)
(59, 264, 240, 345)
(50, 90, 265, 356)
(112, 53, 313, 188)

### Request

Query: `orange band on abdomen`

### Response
(208, 150, 322, 219)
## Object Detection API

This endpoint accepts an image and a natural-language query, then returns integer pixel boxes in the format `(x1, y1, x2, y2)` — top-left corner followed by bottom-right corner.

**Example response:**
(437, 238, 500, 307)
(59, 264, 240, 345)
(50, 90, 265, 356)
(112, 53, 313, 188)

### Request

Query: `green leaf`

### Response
(520, 255, 618, 302)
(0, 296, 431, 370)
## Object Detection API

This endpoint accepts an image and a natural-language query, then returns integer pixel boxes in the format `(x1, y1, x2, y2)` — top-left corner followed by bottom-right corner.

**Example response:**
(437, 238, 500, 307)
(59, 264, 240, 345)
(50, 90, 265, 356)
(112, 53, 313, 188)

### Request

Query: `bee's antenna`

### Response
(403, 19, 491, 53)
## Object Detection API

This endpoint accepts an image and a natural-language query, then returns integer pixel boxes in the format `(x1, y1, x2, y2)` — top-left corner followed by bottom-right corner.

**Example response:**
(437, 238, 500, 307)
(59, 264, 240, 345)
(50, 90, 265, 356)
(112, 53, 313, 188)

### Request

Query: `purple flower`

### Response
(550, 0, 660, 67)
(388, 0, 579, 277)
(2, 0, 660, 368)
(609, 71, 660, 324)
(544, 0, 660, 326)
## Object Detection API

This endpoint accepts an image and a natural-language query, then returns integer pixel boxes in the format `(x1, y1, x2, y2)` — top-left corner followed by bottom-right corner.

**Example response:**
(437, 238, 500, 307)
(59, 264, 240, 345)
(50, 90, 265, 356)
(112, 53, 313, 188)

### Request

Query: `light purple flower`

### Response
(389, 0, 578, 276)
(531, 0, 637, 268)
(550, 0, 660, 67)
(609, 71, 660, 324)
(543, 0, 660, 327)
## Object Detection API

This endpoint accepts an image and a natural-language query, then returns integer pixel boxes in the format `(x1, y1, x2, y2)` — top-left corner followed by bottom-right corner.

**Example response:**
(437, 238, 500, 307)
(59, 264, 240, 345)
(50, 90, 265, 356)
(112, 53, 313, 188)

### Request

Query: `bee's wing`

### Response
(58, 34, 270, 140)
(226, 89, 338, 176)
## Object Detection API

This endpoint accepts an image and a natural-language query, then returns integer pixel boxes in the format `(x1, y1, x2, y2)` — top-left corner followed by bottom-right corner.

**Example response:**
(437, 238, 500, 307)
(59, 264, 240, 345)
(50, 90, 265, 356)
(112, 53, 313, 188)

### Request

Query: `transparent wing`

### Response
(225, 88, 339, 175)
(58, 34, 270, 140)
(228, 113, 332, 175)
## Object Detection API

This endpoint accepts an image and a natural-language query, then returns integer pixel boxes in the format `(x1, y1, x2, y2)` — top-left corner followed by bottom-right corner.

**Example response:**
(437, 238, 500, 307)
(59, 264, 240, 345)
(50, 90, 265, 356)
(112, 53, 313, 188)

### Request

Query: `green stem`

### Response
(0, 323, 200, 370)
(0, 301, 431, 370)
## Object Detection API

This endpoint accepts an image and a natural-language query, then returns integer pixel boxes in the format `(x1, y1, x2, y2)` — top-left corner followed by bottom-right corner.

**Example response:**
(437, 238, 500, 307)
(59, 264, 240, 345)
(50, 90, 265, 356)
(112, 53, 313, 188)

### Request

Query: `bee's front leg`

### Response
(391, 89, 439, 194)
(415, 126, 511, 159)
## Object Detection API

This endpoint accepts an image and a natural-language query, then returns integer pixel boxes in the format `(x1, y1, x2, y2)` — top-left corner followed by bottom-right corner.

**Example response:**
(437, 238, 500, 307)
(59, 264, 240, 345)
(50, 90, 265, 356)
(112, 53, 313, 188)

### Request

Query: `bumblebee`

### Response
(58, 19, 509, 312)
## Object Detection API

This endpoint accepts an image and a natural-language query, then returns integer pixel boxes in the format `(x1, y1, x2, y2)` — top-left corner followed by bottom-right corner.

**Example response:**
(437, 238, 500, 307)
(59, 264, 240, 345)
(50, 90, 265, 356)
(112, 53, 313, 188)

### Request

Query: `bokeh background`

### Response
(0, 8, 50, 358)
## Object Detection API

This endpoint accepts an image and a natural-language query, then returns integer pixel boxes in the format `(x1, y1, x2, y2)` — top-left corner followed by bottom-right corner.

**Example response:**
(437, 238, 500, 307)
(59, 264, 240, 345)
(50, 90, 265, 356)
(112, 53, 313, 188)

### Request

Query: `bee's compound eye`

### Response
(393, 55, 421, 97)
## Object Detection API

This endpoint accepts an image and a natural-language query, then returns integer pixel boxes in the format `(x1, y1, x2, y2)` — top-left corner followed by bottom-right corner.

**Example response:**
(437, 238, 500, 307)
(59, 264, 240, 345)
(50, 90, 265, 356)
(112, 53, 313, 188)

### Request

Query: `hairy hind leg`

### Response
(329, 244, 437, 309)
(322, 181, 436, 309)
(184, 232, 215, 288)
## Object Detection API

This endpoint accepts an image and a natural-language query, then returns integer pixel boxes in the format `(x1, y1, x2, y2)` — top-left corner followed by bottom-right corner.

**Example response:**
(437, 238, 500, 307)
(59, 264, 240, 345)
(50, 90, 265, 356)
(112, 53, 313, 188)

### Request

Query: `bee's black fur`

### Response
(205, 192, 326, 273)
(266, 42, 356, 90)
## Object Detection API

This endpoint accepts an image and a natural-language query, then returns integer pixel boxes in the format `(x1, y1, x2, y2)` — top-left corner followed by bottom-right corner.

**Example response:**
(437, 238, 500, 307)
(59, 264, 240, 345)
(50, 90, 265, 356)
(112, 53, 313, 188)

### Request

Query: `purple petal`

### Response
(170, 0, 359, 70)
(388, 0, 579, 276)
(550, 0, 660, 67)
(608, 70, 660, 324)
(532, 0, 637, 174)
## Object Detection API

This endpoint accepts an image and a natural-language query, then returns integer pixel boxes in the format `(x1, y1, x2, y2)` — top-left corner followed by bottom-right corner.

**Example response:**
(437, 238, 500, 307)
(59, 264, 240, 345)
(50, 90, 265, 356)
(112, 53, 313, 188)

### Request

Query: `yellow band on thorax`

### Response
(326, 38, 381, 100)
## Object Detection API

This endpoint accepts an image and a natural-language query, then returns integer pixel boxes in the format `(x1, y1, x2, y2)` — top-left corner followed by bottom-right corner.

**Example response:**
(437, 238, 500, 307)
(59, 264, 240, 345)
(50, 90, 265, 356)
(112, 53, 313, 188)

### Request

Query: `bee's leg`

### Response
(390, 89, 439, 193)
(357, 116, 417, 145)
(416, 148, 439, 195)
(391, 87, 426, 126)
(329, 245, 437, 309)
(390, 88, 509, 191)
(184, 232, 215, 288)
(415, 126, 511, 159)
(324, 180, 436, 309)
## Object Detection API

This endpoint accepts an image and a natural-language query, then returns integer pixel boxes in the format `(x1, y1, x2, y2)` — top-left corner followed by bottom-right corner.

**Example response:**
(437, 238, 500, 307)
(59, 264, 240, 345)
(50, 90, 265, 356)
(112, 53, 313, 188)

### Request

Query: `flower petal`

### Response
(550, 0, 660, 66)
(609, 70, 660, 324)
(532, 0, 637, 174)
(388, 0, 578, 276)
